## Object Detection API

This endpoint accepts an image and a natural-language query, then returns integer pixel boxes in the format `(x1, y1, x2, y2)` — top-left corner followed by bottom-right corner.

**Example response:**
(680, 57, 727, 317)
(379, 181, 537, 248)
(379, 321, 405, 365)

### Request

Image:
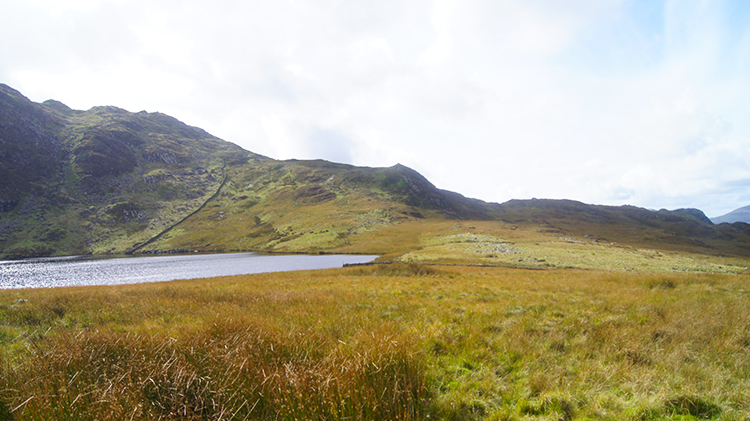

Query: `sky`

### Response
(2, 0, 750, 217)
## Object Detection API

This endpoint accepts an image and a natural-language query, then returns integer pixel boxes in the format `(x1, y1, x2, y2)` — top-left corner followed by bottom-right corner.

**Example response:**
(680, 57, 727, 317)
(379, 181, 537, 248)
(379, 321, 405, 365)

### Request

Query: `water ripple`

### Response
(0, 253, 378, 289)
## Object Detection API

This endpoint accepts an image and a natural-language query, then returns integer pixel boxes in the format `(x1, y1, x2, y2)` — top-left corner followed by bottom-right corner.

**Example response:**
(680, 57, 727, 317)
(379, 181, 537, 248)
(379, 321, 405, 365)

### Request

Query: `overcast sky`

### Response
(3, 0, 750, 217)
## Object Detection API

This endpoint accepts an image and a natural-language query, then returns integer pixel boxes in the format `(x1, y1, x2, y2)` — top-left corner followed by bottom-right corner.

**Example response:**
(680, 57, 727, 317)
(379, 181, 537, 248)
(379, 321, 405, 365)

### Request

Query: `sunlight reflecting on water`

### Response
(0, 253, 377, 289)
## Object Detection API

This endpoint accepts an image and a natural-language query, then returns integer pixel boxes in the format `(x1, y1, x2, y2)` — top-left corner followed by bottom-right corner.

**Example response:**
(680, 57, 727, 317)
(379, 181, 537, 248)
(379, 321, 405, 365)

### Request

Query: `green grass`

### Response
(147, 161, 427, 254)
(1, 264, 749, 420)
(399, 222, 750, 273)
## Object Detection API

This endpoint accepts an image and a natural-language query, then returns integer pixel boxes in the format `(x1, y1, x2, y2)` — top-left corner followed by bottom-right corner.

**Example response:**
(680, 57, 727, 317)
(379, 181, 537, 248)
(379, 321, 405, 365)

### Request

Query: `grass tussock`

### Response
(348, 262, 443, 277)
(2, 318, 426, 420)
(1, 265, 749, 419)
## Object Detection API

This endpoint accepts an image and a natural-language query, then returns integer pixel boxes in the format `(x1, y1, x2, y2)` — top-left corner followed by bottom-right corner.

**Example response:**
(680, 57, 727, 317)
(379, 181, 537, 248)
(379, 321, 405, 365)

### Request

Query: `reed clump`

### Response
(1, 318, 427, 420)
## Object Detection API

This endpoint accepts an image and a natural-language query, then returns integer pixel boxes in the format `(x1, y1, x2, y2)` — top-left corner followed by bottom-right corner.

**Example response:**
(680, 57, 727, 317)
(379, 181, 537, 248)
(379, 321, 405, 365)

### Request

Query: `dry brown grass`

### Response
(1, 265, 749, 420)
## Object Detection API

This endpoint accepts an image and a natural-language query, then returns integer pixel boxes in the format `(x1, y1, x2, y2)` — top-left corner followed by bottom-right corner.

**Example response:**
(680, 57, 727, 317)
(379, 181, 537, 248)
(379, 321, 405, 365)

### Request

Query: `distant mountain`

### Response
(711, 205, 750, 224)
(492, 199, 750, 256)
(3, 83, 750, 260)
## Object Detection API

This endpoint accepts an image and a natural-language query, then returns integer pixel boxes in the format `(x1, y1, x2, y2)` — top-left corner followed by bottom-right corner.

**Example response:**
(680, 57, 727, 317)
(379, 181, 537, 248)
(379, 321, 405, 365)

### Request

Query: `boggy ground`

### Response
(1, 262, 749, 420)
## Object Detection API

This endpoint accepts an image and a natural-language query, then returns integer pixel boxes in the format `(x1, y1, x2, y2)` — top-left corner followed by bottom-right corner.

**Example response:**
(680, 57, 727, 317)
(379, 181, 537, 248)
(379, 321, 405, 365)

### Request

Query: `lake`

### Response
(0, 253, 378, 289)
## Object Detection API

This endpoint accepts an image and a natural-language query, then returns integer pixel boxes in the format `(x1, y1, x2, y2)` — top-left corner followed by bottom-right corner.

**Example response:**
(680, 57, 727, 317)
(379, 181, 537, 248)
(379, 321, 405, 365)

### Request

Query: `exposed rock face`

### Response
(0, 83, 258, 259)
(73, 128, 139, 177)
(108, 202, 147, 223)
(144, 150, 180, 164)
(0, 200, 18, 212)
(0, 84, 65, 204)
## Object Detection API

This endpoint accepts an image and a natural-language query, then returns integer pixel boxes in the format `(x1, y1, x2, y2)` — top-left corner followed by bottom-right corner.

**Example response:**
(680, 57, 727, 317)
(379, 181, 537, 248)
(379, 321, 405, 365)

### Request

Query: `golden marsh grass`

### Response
(1, 264, 749, 420)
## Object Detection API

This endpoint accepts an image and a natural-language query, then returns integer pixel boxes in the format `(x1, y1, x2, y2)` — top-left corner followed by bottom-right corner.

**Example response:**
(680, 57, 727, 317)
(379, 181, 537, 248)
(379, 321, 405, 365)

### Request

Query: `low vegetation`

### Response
(398, 222, 750, 273)
(2, 262, 749, 420)
(4, 83, 750, 420)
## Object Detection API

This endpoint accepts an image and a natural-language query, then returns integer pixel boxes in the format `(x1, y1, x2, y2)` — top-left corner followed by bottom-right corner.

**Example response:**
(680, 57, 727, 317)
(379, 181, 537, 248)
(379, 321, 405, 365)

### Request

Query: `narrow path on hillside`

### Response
(128, 160, 228, 254)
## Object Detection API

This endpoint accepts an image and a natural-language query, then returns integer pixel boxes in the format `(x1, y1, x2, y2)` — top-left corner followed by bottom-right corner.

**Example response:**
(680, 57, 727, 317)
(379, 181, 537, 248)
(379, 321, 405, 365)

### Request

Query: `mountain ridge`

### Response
(2, 83, 749, 261)
(711, 205, 750, 224)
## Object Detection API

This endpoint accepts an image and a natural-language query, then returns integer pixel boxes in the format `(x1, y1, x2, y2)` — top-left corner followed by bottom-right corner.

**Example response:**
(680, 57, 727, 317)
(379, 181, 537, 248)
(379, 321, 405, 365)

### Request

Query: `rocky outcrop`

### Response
(108, 202, 147, 223)
(73, 128, 139, 177)
(0, 84, 65, 204)
(670, 208, 713, 225)
(0, 199, 18, 212)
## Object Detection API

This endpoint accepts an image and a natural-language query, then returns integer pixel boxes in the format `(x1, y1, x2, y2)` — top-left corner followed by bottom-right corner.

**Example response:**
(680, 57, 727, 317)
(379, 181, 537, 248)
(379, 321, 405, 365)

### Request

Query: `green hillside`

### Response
(0, 84, 261, 258)
(3, 83, 750, 264)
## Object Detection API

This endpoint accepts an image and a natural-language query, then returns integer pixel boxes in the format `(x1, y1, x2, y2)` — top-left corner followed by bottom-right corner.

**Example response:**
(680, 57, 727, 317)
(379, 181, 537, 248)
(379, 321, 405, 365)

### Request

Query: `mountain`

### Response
(0, 84, 495, 259)
(3, 83, 750, 260)
(711, 205, 750, 224)
(0, 84, 262, 258)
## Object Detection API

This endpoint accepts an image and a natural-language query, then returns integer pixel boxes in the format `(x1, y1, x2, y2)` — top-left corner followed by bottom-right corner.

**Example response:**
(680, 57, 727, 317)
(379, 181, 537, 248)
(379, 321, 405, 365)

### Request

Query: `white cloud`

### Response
(2, 0, 750, 217)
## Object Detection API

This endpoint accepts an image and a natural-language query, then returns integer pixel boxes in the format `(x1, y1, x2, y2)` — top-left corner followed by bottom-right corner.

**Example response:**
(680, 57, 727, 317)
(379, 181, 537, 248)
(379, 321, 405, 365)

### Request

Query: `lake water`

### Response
(0, 253, 378, 289)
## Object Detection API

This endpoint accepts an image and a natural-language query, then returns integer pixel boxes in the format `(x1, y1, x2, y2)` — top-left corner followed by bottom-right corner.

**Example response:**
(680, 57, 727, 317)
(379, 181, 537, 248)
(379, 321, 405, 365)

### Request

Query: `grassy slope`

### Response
(489, 199, 750, 258)
(145, 160, 447, 255)
(396, 220, 750, 274)
(54, 107, 257, 256)
(140, 161, 750, 269)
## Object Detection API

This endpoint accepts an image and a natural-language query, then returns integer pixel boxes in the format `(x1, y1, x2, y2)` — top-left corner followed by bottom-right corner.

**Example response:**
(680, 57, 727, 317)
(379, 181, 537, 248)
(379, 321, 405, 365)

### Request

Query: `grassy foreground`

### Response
(1, 263, 749, 420)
